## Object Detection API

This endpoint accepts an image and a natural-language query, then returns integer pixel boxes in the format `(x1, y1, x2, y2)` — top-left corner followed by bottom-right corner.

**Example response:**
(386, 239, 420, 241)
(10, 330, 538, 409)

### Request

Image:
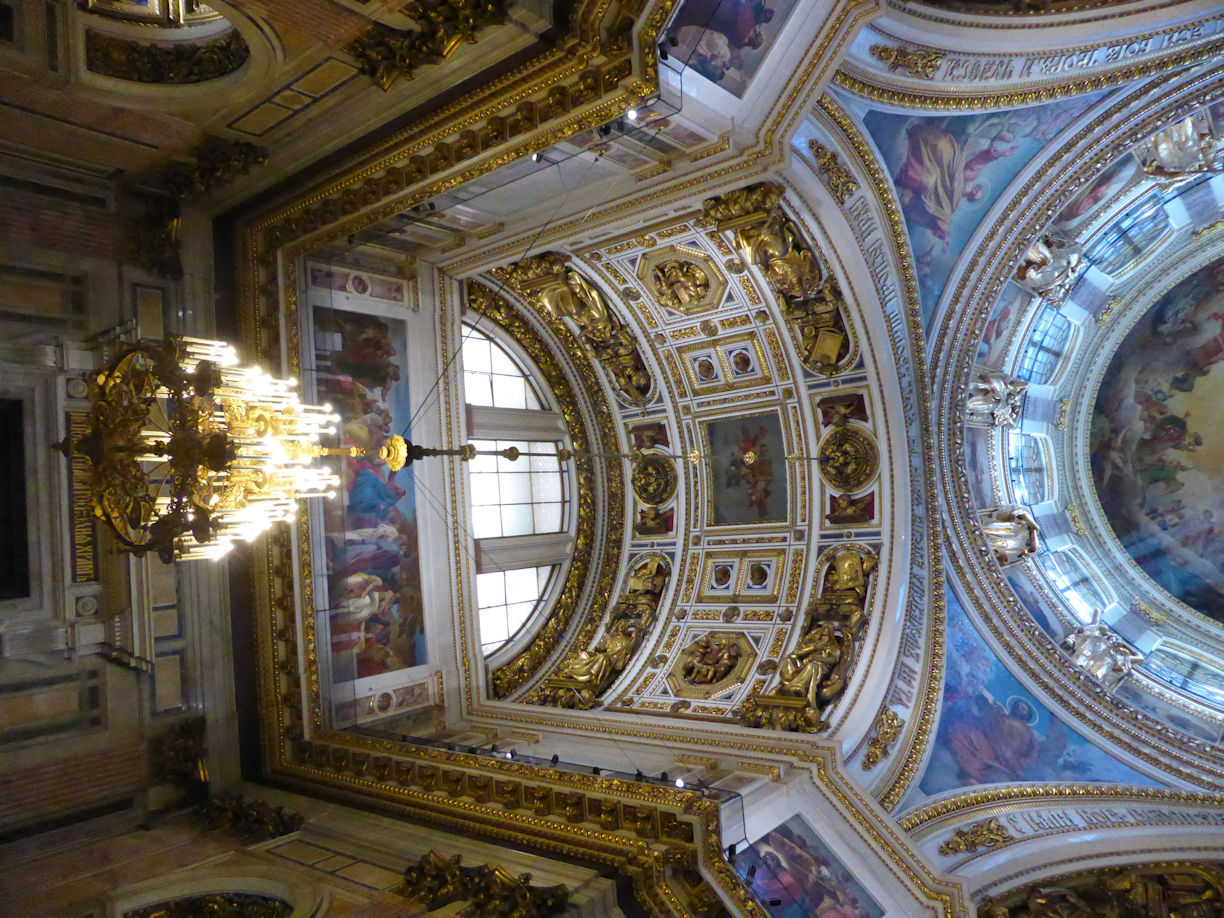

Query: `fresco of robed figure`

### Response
(1090, 257, 1224, 624)
(735, 814, 884, 918)
(862, 95, 1099, 326)
(667, 0, 799, 97)
(313, 306, 427, 684)
(913, 586, 1155, 800)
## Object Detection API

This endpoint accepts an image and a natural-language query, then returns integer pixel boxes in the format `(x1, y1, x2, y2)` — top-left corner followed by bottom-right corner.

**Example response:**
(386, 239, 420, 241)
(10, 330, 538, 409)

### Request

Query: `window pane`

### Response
(480, 605, 510, 644)
(532, 471, 562, 502)
(501, 503, 534, 537)
(477, 571, 506, 606)
(504, 567, 538, 602)
(463, 335, 492, 372)
(469, 473, 501, 505)
(464, 371, 493, 406)
(471, 511, 502, 539)
(499, 472, 532, 504)
(489, 343, 517, 376)
(460, 322, 547, 410)
(497, 378, 527, 409)
(534, 502, 563, 532)
(505, 601, 537, 634)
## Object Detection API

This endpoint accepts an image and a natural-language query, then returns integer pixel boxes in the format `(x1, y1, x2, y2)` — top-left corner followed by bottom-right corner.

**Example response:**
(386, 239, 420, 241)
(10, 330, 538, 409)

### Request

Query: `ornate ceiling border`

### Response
(812, 97, 947, 813)
(833, 20, 1224, 109)
(928, 62, 1224, 786)
(900, 784, 1224, 834)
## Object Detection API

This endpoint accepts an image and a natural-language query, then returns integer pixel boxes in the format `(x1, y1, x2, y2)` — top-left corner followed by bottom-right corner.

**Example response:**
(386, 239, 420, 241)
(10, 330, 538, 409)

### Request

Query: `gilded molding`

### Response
(837, 35, 1224, 109)
(816, 98, 946, 811)
(899, 784, 1224, 834)
(980, 861, 1224, 917)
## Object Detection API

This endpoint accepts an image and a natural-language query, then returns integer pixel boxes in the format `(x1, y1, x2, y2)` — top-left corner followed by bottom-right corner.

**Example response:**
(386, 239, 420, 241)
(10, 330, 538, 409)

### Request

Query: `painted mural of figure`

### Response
(1172, 311, 1224, 391)
(946, 692, 1041, 784)
(894, 122, 979, 250)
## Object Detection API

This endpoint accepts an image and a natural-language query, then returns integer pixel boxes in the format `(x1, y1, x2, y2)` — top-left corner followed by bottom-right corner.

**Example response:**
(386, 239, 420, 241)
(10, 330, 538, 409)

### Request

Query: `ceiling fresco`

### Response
(668, 0, 800, 96)
(904, 586, 1157, 809)
(858, 94, 1103, 327)
(1090, 256, 1224, 625)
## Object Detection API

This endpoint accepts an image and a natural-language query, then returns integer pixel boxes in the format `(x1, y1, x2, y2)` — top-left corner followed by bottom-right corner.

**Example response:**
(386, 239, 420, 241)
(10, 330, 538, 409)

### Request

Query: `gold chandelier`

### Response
(57, 335, 354, 563)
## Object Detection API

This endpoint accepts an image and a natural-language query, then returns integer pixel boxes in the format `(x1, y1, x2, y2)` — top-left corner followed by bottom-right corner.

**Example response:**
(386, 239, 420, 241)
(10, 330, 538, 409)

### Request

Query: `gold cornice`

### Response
(899, 784, 1224, 835)
(887, 0, 1204, 29)
(931, 66, 1224, 784)
(815, 96, 946, 812)
(833, 33, 1224, 109)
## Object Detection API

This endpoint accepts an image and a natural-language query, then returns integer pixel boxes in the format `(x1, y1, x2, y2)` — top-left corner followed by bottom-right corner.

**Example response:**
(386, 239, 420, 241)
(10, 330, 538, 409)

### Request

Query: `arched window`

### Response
(1007, 431, 1049, 505)
(1084, 192, 1171, 277)
(1018, 305, 1072, 384)
(460, 321, 574, 657)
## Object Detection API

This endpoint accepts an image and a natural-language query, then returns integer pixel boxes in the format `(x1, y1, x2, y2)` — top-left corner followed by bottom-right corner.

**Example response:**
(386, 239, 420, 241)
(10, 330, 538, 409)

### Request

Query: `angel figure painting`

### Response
(705, 413, 788, 524)
(1090, 257, 1224, 623)
(862, 95, 1100, 326)
(915, 587, 1154, 799)
(736, 815, 884, 918)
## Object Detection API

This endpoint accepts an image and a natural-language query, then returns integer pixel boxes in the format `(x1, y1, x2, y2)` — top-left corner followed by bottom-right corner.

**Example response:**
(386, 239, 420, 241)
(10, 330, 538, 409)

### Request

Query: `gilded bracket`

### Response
(936, 817, 1014, 857)
(862, 708, 904, 770)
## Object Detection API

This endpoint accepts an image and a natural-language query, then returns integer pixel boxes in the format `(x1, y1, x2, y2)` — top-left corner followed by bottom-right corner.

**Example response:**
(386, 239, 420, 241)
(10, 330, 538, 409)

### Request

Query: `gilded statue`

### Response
(1144, 114, 1223, 182)
(537, 556, 669, 709)
(966, 368, 1028, 428)
(775, 622, 844, 710)
(680, 635, 743, 686)
(504, 253, 652, 404)
(741, 547, 876, 732)
(1060, 609, 1143, 690)
(979, 505, 1040, 566)
(702, 182, 850, 375)
(700, 181, 783, 225)
(557, 619, 640, 694)
(1013, 234, 1083, 304)
(651, 259, 710, 310)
